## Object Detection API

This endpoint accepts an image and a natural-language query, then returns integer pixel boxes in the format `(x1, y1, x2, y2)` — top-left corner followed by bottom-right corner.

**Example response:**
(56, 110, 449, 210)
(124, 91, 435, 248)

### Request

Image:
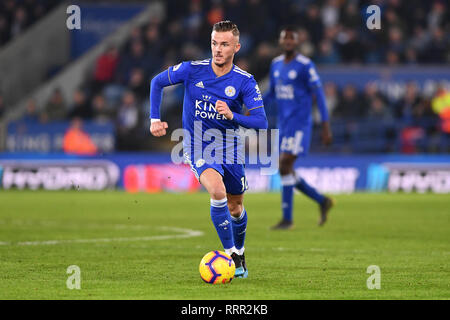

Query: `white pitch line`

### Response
(0, 227, 203, 246)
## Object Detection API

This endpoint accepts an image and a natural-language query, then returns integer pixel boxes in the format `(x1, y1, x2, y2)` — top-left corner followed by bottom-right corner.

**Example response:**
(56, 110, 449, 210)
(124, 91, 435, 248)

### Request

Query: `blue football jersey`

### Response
(267, 54, 322, 129)
(166, 58, 263, 163)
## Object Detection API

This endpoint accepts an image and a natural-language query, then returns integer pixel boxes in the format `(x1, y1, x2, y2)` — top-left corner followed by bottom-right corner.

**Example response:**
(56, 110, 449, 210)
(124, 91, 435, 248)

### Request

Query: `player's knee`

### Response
(228, 202, 243, 217)
(209, 186, 227, 201)
(279, 154, 295, 176)
(279, 161, 293, 176)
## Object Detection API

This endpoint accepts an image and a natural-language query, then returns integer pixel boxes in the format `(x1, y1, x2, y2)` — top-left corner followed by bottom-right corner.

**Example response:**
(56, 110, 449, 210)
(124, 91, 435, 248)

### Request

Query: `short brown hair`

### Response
(212, 20, 240, 37)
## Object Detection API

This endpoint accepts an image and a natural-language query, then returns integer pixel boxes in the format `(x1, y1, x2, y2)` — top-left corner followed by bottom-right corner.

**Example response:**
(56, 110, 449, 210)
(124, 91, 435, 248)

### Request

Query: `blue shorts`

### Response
(279, 124, 312, 156)
(185, 156, 248, 195)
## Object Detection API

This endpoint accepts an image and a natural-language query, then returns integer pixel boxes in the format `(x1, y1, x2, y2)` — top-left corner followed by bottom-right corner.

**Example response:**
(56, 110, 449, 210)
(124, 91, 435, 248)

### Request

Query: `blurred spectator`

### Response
(68, 90, 92, 120)
(235, 57, 250, 72)
(341, 2, 360, 30)
(143, 24, 163, 72)
(41, 88, 67, 122)
(122, 26, 143, 53)
(362, 82, 385, 108)
(431, 87, 450, 133)
(337, 29, 364, 63)
(246, 0, 269, 41)
(63, 117, 98, 155)
(92, 46, 119, 93)
(251, 42, 275, 80)
(0, 14, 10, 46)
(297, 28, 314, 58)
(128, 68, 148, 102)
(316, 40, 341, 64)
(22, 99, 40, 123)
(116, 91, 140, 150)
(395, 82, 422, 122)
(367, 97, 393, 121)
(409, 26, 431, 55)
(10, 6, 29, 39)
(92, 94, 113, 123)
(427, 1, 446, 31)
(423, 28, 447, 63)
(207, 2, 224, 27)
(333, 84, 364, 119)
(301, 4, 323, 45)
(321, 0, 340, 28)
(400, 126, 426, 154)
(0, 0, 58, 47)
(314, 82, 338, 124)
(115, 40, 151, 84)
(387, 27, 405, 58)
(323, 82, 339, 116)
(184, 0, 204, 43)
(386, 50, 400, 65)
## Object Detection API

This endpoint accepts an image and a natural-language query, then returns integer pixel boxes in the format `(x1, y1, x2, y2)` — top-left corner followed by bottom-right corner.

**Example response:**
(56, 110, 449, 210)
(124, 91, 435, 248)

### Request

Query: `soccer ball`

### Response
(199, 251, 235, 284)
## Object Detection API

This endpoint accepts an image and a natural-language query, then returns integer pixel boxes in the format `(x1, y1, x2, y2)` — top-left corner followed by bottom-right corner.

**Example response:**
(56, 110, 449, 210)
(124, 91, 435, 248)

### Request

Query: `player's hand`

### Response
(150, 120, 168, 137)
(321, 121, 333, 146)
(216, 100, 234, 120)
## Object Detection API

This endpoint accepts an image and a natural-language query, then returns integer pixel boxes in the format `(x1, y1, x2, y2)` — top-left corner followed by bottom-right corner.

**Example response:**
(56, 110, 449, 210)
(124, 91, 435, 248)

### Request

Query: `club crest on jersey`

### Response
(225, 86, 236, 97)
(288, 70, 297, 79)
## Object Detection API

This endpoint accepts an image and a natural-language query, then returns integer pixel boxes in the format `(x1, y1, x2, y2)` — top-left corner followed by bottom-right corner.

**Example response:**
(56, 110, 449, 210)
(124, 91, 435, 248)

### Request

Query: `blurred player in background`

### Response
(264, 26, 334, 230)
(149, 21, 267, 278)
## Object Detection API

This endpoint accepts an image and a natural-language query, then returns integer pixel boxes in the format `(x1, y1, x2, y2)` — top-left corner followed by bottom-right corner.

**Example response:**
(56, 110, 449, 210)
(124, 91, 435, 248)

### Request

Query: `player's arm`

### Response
(262, 63, 276, 106)
(224, 77, 268, 129)
(149, 62, 189, 137)
(308, 62, 332, 145)
(216, 100, 268, 129)
(231, 104, 268, 129)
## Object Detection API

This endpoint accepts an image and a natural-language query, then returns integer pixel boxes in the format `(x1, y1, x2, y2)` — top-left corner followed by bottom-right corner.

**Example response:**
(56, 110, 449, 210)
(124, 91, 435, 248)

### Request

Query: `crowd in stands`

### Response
(1, 0, 448, 153)
(0, 0, 59, 47)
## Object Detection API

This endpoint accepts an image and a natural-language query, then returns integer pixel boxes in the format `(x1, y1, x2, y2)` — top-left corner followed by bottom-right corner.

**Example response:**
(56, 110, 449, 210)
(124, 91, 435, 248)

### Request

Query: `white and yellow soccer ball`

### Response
(199, 251, 235, 284)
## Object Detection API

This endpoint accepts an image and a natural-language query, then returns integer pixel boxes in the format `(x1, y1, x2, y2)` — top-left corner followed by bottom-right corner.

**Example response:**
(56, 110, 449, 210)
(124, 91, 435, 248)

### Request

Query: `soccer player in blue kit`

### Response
(264, 26, 334, 230)
(149, 21, 267, 278)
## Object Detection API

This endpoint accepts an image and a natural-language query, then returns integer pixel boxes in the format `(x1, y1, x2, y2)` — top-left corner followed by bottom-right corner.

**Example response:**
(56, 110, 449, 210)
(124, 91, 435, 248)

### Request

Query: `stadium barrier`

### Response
(1, 153, 449, 194)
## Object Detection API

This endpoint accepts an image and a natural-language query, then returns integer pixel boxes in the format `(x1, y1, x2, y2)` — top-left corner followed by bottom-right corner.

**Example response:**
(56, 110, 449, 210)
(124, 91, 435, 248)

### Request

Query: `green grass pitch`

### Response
(0, 191, 448, 300)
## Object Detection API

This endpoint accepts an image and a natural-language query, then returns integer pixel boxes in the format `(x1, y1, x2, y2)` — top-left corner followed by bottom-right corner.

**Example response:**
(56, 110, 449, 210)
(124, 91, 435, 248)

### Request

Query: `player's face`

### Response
(211, 31, 241, 67)
(279, 30, 298, 53)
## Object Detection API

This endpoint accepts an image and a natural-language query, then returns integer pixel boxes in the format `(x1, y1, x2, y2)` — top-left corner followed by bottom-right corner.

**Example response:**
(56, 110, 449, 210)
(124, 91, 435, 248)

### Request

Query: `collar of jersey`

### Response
(209, 59, 235, 79)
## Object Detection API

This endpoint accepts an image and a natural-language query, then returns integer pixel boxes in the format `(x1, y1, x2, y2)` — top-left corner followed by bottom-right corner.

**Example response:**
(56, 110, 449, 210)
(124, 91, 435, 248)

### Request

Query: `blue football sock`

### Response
(210, 198, 235, 251)
(281, 174, 295, 222)
(231, 208, 247, 253)
(295, 177, 325, 205)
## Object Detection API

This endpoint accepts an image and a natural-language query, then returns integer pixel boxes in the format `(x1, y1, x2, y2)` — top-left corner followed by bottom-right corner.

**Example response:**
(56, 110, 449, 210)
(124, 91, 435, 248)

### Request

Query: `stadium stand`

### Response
(1, 0, 449, 153)
(0, 0, 59, 48)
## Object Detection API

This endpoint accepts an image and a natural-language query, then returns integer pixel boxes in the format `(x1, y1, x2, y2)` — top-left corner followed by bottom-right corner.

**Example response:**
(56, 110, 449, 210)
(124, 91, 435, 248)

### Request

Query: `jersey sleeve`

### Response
(263, 62, 276, 105)
(306, 62, 329, 122)
(167, 61, 191, 85)
(231, 76, 268, 129)
(149, 61, 191, 119)
(307, 61, 322, 89)
(241, 76, 264, 111)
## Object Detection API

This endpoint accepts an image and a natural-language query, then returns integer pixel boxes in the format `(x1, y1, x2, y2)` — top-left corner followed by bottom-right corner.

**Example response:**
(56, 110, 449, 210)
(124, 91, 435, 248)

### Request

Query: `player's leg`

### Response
(227, 193, 246, 254)
(272, 152, 296, 229)
(227, 193, 248, 278)
(294, 176, 334, 226)
(223, 164, 248, 278)
(199, 167, 239, 257)
(289, 126, 334, 225)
